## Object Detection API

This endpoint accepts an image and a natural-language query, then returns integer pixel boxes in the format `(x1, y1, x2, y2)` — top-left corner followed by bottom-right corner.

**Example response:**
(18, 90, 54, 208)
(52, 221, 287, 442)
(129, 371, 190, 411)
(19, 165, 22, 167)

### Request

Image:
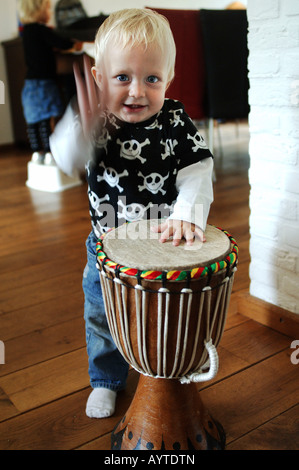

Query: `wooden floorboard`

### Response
(0, 122, 298, 451)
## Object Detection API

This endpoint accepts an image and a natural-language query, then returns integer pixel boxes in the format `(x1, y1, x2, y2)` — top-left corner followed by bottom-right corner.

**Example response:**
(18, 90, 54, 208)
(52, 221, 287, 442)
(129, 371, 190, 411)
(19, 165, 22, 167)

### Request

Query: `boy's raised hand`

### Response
(151, 219, 206, 246)
(73, 54, 100, 138)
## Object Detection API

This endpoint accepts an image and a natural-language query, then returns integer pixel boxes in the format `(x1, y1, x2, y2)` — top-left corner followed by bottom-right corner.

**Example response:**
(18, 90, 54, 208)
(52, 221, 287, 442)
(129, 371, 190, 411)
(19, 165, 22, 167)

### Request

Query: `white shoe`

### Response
(31, 152, 44, 164)
(44, 152, 56, 166)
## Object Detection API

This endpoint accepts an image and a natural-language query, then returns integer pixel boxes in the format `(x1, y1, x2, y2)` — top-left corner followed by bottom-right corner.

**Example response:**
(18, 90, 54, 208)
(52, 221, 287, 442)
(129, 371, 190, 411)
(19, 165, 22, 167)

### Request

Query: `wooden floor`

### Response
(0, 121, 298, 451)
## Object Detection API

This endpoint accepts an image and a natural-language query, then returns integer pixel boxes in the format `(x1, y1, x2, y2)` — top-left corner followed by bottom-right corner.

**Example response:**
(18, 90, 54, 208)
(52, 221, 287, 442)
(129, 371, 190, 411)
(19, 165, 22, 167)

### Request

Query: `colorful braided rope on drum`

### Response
(96, 226, 238, 281)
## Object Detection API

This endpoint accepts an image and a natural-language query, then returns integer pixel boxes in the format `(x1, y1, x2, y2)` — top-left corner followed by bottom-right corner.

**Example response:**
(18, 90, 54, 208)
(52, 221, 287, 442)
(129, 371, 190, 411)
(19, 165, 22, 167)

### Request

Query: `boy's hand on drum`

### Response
(151, 219, 206, 246)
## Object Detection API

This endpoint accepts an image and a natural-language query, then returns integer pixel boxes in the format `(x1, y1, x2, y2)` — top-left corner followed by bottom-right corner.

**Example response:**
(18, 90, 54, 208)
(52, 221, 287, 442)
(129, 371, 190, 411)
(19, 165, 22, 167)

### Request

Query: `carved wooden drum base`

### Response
(111, 375, 225, 451)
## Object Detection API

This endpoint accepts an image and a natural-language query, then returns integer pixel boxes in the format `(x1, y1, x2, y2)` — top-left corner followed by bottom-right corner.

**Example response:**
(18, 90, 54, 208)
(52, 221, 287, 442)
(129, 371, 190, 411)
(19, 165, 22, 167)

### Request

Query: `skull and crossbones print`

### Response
(117, 138, 150, 163)
(117, 199, 153, 222)
(187, 131, 208, 151)
(97, 162, 128, 193)
(88, 188, 110, 218)
(138, 171, 169, 195)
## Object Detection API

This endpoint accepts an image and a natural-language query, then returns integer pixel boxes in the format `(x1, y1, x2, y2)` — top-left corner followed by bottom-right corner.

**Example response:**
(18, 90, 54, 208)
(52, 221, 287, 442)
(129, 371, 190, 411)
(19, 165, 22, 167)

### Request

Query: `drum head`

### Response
(101, 220, 231, 272)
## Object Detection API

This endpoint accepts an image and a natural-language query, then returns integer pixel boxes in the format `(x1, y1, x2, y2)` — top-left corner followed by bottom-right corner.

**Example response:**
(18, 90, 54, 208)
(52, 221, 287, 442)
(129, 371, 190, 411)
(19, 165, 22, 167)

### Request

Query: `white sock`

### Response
(86, 388, 116, 418)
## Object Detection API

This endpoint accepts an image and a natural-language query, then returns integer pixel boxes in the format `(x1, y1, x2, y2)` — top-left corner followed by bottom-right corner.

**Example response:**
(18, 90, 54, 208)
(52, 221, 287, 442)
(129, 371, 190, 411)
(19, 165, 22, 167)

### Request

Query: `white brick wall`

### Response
(247, 0, 299, 314)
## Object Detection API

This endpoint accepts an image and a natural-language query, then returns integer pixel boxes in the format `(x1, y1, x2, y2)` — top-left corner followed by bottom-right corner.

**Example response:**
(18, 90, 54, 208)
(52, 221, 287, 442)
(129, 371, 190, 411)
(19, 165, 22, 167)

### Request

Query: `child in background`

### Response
(17, 0, 80, 164)
(50, 8, 214, 418)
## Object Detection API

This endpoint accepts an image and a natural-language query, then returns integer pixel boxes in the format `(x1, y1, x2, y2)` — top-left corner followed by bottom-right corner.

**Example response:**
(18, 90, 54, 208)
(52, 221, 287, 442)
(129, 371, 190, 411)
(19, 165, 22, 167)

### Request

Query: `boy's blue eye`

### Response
(117, 75, 129, 82)
(147, 76, 158, 83)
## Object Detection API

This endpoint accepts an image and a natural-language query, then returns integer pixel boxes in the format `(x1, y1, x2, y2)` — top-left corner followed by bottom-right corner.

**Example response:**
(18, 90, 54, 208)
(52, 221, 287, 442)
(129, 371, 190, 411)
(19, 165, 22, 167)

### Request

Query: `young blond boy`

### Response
(51, 8, 214, 418)
(18, 0, 77, 164)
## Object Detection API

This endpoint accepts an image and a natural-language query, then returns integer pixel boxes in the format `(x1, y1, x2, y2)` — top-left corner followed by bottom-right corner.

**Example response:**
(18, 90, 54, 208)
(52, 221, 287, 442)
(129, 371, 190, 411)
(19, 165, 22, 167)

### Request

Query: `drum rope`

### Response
(100, 267, 237, 382)
(170, 288, 193, 378)
(99, 262, 236, 295)
(135, 285, 154, 376)
(100, 271, 122, 353)
(179, 270, 236, 384)
(157, 287, 167, 376)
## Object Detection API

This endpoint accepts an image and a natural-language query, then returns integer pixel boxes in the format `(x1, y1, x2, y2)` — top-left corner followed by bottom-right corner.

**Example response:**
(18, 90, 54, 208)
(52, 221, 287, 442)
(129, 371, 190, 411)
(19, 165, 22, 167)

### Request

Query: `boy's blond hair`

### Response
(17, 0, 47, 24)
(94, 8, 176, 84)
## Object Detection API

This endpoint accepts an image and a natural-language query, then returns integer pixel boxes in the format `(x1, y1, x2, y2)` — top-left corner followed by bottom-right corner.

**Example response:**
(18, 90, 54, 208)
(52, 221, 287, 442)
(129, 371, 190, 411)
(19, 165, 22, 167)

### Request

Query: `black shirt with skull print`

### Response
(86, 98, 213, 238)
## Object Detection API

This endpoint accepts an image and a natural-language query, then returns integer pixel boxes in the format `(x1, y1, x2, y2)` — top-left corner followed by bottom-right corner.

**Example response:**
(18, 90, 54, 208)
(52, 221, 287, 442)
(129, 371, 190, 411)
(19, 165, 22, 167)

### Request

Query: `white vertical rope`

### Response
(120, 281, 137, 368)
(193, 286, 212, 371)
(157, 287, 170, 377)
(157, 289, 162, 377)
(141, 287, 154, 376)
(99, 270, 110, 324)
(100, 271, 122, 353)
(221, 268, 237, 330)
(114, 279, 127, 353)
(214, 279, 228, 346)
(169, 288, 193, 378)
(135, 284, 153, 376)
(176, 289, 193, 377)
(162, 290, 170, 376)
(210, 283, 224, 337)
(134, 284, 143, 370)
(204, 286, 212, 339)
(180, 287, 205, 377)
(168, 289, 184, 377)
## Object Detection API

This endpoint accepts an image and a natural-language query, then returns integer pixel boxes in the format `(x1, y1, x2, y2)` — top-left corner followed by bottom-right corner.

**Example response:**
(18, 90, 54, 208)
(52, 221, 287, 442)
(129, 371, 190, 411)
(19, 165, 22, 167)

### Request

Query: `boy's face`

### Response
(93, 42, 170, 123)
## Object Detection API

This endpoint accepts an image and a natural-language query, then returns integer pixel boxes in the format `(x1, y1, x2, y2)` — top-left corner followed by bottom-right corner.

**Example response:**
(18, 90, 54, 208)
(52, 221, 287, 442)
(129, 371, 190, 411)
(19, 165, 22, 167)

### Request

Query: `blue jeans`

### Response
(82, 231, 129, 391)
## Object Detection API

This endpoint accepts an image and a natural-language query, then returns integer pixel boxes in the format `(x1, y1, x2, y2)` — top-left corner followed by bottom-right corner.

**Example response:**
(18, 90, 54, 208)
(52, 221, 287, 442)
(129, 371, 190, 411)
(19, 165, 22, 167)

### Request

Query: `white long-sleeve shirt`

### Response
(50, 98, 214, 238)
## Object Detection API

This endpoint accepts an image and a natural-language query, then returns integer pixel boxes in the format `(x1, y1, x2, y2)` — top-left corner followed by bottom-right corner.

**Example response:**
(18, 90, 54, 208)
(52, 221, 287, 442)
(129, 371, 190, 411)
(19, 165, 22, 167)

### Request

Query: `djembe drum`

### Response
(96, 220, 238, 450)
